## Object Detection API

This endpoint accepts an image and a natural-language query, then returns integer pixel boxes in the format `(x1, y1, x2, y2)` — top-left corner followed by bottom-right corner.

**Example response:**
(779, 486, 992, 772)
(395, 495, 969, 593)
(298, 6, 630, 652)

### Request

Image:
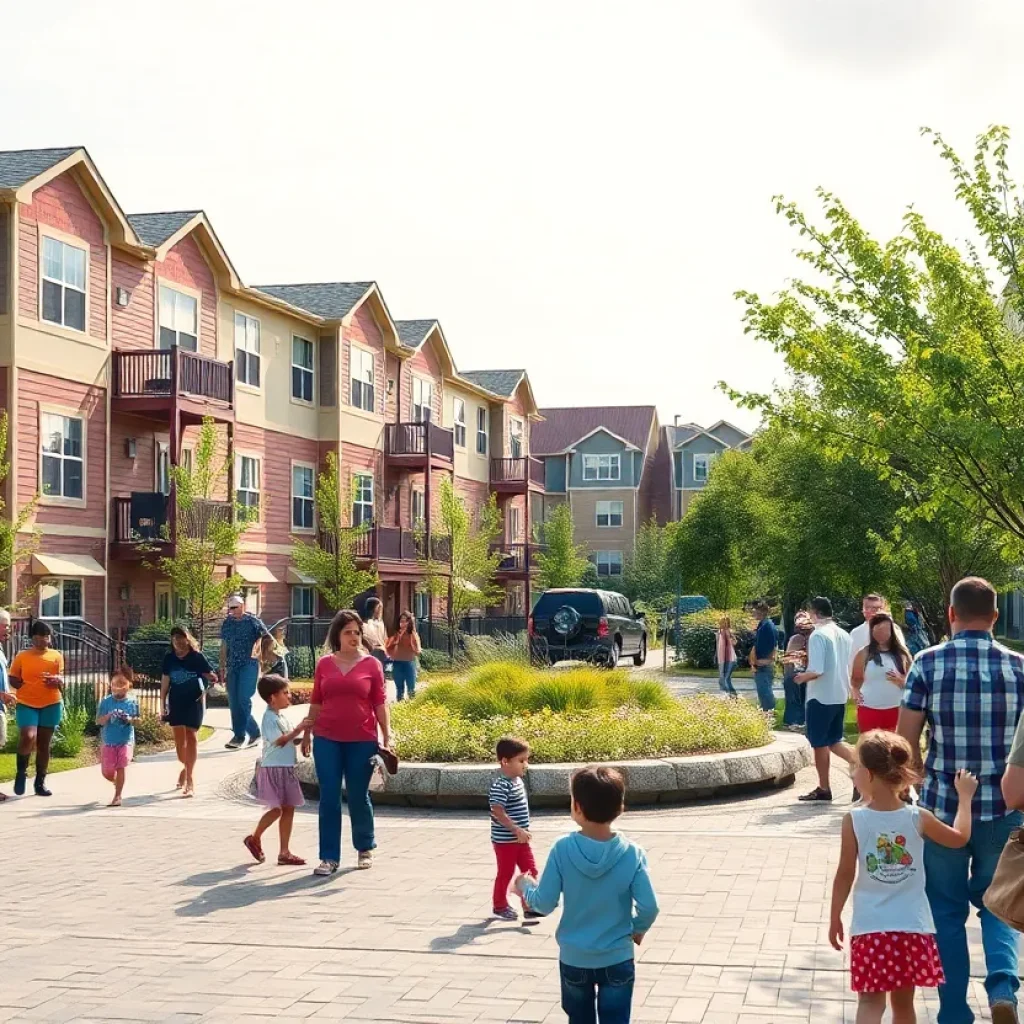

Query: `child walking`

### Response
(490, 736, 538, 921)
(829, 731, 977, 1024)
(96, 671, 140, 807)
(243, 675, 309, 866)
(516, 766, 659, 1024)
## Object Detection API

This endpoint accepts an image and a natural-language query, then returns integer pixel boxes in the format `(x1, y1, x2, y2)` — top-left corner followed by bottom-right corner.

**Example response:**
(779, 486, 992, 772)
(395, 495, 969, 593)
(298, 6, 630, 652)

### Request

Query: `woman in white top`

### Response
(362, 597, 389, 670)
(851, 612, 912, 735)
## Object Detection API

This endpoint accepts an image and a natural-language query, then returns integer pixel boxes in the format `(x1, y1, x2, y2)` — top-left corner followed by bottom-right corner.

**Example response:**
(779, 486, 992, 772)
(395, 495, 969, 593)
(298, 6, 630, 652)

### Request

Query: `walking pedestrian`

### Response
(898, 576, 1024, 1024)
(795, 596, 855, 803)
(0, 610, 13, 803)
(750, 602, 778, 712)
(782, 611, 814, 730)
(362, 596, 389, 670)
(385, 611, 420, 701)
(219, 594, 271, 750)
(715, 616, 737, 697)
(96, 670, 140, 807)
(490, 736, 537, 921)
(851, 612, 911, 734)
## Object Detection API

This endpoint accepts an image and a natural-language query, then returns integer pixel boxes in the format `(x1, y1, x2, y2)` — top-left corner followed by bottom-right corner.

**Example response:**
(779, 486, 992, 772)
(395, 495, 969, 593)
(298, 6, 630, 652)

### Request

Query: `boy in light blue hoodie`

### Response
(515, 765, 659, 1024)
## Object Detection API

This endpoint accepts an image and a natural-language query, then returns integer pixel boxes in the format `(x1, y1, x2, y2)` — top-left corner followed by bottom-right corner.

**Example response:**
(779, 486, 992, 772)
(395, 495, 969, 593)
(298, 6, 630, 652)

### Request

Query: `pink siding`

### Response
(341, 304, 386, 416)
(109, 414, 161, 497)
(506, 386, 529, 457)
(18, 369, 106, 530)
(156, 234, 217, 359)
(108, 564, 159, 632)
(18, 172, 108, 341)
(111, 252, 155, 352)
(384, 352, 400, 422)
(401, 343, 443, 423)
(14, 533, 106, 623)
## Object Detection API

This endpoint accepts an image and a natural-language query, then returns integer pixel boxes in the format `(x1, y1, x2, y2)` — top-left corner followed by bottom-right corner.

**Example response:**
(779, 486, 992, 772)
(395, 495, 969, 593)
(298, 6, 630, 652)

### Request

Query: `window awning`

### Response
(286, 568, 316, 585)
(31, 553, 106, 578)
(234, 564, 279, 584)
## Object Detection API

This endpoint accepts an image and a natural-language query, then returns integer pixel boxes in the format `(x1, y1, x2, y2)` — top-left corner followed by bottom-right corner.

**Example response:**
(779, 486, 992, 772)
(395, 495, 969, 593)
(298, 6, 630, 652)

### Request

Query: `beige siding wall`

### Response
(445, 383, 490, 484)
(569, 488, 636, 557)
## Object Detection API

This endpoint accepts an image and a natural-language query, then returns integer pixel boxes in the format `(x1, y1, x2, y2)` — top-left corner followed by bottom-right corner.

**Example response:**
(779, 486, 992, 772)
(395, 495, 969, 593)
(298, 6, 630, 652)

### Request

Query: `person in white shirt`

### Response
(848, 594, 904, 672)
(795, 596, 856, 803)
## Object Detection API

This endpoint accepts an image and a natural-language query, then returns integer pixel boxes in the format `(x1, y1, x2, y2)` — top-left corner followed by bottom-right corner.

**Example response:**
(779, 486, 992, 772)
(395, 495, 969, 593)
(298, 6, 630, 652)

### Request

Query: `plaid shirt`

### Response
(903, 630, 1024, 822)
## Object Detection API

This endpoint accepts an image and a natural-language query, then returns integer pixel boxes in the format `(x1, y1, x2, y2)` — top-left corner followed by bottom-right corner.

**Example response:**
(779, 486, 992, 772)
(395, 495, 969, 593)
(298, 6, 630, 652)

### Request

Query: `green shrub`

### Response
(63, 680, 101, 732)
(51, 706, 88, 757)
(678, 608, 757, 669)
(418, 647, 453, 672)
(463, 632, 530, 666)
(133, 712, 173, 746)
(286, 646, 315, 680)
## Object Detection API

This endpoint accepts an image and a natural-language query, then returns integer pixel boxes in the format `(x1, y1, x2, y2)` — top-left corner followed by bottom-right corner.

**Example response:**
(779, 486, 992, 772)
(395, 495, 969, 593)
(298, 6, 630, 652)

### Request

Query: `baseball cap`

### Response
(226, 595, 244, 609)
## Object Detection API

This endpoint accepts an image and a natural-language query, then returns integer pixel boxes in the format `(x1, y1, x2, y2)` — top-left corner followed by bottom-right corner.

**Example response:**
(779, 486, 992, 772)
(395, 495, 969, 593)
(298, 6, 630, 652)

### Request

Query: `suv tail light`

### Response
(597, 616, 609, 638)
(528, 615, 535, 637)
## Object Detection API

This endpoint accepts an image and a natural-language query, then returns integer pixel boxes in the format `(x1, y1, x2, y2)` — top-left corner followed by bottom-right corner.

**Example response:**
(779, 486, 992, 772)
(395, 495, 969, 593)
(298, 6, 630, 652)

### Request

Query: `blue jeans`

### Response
(924, 812, 1023, 1023)
(312, 737, 378, 863)
(560, 960, 635, 1024)
(393, 660, 417, 700)
(226, 661, 260, 742)
(782, 668, 805, 726)
(754, 664, 776, 712)
(717, 660, 737, 696)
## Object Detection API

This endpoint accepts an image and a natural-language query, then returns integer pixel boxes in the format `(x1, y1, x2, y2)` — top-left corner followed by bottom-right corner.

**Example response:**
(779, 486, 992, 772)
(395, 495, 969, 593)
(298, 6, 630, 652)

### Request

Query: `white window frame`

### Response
(156, 441, 171, 496)
(291, 461, 315, 533)
(39, 406, 86, 506)
(241, 586, 261, 616)
(693, 454, 710, 483)
(594, 550, 623, 578)
(291, 336, 315, 405)
(234, 311, 261, 389)
(509, 417, 524, 459)
(155, 582, 187, 622)
(476, 407, 488, 456)
(352, 472, 374, 527)
(596, 500, 624, 528)
(40, 233, 88, 333)
(453, 398, 467, 448)
(414, 589, 429, 621)
(411, 487, 425, 527)
(235, 453, 261, 523)
(291, 585, 315, 618)
(350, 344, 376, 413)
(158, 284, 198, 351)
(411, 376, 433, 423)
(39, 577, 84, 620)
(582, 453, 620, 482)
(509, 504, 521, 542)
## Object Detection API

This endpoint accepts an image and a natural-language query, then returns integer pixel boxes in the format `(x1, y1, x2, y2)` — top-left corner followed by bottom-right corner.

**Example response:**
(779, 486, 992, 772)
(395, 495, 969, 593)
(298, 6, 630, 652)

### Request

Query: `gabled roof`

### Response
(532, 406, 657, 456)
(128, 211, 202, 247)
(252, 282, 375, 320)
(0, 147, 80, 189)
(395, 319, 438, 349)
(668, 420, 751, 450)
(459, 369, 526, 398)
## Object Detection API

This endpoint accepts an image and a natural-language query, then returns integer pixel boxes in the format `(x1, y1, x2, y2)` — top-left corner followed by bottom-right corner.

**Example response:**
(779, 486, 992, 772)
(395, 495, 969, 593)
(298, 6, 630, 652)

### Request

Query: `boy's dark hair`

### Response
(496, 736, 530, 761)
(951, 576, 997, 621)
(257, 674, 289, 703)
(571, 765, 625, 824)
(30, 619, 52, 638)
(810, 596, 833, 618)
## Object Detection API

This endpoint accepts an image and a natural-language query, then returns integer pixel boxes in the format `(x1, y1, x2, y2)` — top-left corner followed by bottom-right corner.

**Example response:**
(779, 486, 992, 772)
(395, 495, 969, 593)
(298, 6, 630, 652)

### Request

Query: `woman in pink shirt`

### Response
(303, 609, 391, 877)
(716, 616, 738, 696)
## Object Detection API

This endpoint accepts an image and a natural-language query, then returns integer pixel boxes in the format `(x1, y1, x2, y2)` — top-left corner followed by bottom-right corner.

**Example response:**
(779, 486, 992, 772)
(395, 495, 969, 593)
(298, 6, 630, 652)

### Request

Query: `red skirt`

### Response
(856, 705, 900, 733)
(850, 932, 944, 992)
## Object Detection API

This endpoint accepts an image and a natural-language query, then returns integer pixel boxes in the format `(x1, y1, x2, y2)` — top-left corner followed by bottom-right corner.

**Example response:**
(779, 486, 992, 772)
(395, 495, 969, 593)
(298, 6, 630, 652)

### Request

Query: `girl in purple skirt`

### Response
(244, 675, 309, 866)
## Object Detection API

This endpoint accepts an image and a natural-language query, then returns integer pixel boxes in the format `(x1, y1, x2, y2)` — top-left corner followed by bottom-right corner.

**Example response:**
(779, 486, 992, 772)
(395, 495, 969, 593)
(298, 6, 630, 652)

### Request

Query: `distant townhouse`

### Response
(0, 146, 543, 633)
(532, 406, 660, 581)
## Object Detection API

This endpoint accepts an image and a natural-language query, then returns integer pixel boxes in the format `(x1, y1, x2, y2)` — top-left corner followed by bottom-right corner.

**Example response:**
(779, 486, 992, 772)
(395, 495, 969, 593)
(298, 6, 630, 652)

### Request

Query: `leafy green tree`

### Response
(622, 517, 672, 608)
(292, 451, 377, 612)
(579, 562, 600, 588)
(535, 503, 590, 591)
(0, 411, 40, 607)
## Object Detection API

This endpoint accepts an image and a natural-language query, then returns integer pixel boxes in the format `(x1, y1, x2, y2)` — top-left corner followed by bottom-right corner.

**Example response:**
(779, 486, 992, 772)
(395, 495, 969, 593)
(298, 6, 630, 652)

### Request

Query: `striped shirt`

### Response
(489, 774, 530, 843)
(903, 630, 1024, 822)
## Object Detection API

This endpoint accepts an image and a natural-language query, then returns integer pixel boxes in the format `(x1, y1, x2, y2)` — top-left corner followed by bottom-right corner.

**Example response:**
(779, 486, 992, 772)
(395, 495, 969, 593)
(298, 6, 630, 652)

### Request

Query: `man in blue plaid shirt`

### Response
(899, 577, 1024, 1024)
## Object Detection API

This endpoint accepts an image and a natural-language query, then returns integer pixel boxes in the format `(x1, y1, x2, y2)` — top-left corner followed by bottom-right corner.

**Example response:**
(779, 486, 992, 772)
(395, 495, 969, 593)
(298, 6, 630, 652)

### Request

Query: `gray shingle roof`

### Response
(127, 211, 202, 247)
(460, 369, 525, 399)
(252, 282, 375, 320)
(0, 147, 80, 189)
(395, 319, 437, 348)
(532, 405, 657, 455)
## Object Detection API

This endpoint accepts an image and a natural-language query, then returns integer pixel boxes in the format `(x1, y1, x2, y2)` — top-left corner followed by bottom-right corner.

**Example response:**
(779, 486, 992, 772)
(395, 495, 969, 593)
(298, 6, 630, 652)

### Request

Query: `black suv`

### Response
(529, 588, 647, 668)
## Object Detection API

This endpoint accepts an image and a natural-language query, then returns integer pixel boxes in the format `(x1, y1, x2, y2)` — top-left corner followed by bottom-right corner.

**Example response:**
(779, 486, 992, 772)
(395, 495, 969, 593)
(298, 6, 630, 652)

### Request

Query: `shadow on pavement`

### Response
(175, 866, 356, 917)
(428, 918, 538, 952)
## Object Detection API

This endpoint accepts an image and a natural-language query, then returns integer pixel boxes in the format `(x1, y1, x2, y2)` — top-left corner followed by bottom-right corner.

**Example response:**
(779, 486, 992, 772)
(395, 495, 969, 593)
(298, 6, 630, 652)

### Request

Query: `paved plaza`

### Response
(0, 695, 999, 1024)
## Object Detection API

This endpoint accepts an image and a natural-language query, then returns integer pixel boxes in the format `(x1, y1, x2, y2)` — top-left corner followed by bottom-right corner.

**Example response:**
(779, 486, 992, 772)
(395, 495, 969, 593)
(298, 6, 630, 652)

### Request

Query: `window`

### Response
(350, 346, 375, 412)
(411, 488, 425, 527)
(693, 453, 716, 483)
(292, 336, 314, 403)
(476, 407, 488, 456)
(241, 586, 260, 615)
(582, 453, 620, 481)
(181, 448, 193, 475)
(352, 473, 374, 527)
(236, 455, 261, 522)
(509, 505, 521, 542)
(156, 442, 171, 496)
(412, 377, 433, 423)
(291, 586, 314, 618)
(41, 236, 86, 332)
(39, 578, 83, 619)
(291, 464, 315, 531)
(596, 500, 623, 527)
(158, 285, 198, 350)
(453, 398, 467, 448)
(234, 312, 261, 388)
(155, 583, 187, 621)
(509, 417, 524, 459)
(414, 589, 429, 621)
(594, 550, 623, 577)
(41, 412, 84, 501)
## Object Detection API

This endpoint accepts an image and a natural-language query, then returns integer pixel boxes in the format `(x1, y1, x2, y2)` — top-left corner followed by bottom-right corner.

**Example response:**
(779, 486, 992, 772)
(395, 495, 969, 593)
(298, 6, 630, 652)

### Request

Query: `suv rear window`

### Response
(533, 591, 602, 618)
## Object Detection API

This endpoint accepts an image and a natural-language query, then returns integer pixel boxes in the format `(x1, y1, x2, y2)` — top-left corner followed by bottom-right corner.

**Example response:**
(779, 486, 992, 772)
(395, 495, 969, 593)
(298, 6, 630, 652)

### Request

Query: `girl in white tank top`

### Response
(828, 731, 977, 1023)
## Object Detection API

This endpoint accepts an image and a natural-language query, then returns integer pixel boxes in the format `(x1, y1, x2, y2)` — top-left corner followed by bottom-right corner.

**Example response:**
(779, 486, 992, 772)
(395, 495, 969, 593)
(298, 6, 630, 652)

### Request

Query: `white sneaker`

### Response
(357, 851, 373, 870)
(313, 860, 339, 877)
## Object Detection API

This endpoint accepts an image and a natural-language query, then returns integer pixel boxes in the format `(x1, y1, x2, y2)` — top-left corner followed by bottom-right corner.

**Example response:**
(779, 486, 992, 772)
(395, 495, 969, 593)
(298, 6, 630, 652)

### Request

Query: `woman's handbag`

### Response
(378, 746, 399, 776)
(983, 828, 1024, 931)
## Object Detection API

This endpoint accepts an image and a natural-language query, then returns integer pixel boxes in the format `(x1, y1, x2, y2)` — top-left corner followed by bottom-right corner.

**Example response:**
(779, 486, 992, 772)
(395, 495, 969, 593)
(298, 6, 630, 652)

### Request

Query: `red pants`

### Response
(857, 705, 899, 733)
(493, 841, 538, 911)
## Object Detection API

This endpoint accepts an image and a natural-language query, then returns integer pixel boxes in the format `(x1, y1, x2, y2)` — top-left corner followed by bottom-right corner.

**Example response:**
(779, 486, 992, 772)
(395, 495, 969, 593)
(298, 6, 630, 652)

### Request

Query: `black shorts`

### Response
(806, 699, 845, 749)
(167, 680, 205, 730)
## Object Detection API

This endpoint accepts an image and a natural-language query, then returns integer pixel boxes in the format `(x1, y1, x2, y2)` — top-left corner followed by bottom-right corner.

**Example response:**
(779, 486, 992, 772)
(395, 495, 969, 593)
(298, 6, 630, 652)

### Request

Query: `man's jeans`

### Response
(753, 664, 777, 713)
(925, 811, 1023, 1023)
(717, 660, 737, 697)
(312, 737, 379, 863)
(782, 667, 805, 726)
(226, 661, 260, 743)
(559, 960, 635, 1024)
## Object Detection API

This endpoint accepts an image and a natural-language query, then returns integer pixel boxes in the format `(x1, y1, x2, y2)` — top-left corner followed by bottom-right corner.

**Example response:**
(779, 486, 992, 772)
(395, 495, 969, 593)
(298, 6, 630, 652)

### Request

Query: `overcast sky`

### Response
(5, 0, 1023, 430)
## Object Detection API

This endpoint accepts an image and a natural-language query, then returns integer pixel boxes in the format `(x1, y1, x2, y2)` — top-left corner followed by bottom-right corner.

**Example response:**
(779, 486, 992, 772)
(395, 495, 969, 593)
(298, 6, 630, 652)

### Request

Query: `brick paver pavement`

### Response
(0, 702, 1000, 1024)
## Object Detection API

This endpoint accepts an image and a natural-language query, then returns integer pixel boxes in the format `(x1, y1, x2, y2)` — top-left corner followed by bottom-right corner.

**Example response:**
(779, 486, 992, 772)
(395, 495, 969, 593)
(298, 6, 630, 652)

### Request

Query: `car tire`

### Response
(633, 636, 647, 667)
(606, 642, 620, 670)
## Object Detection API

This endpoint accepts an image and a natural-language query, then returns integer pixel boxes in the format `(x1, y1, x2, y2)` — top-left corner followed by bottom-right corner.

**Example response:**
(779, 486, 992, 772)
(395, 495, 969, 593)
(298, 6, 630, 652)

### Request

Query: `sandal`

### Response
(798, 787, 833, 802)
(278, 853, 306, 866)
(313, 859, 339, 877)
(243, 835, 265, 863)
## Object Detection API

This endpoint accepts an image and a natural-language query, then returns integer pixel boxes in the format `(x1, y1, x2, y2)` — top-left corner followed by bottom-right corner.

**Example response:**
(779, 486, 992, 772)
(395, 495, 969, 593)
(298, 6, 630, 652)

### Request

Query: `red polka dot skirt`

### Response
(850, 931, 945, 993)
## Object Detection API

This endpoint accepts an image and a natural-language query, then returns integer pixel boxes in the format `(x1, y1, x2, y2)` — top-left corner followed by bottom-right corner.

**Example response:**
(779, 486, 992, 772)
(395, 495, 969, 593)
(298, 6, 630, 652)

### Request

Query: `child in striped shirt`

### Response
(490, 736, 539, 921)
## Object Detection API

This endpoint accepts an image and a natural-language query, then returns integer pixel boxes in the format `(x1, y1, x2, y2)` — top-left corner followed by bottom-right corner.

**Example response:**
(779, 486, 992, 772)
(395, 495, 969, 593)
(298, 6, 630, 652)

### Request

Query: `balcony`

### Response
(110, 493, 233, 560)
(490, 456, 545, 494)
(384, 421, 454, 469)
(490, 542, 544, 577)
(319, 524, 452, 577)
(111, 348, 234, 422)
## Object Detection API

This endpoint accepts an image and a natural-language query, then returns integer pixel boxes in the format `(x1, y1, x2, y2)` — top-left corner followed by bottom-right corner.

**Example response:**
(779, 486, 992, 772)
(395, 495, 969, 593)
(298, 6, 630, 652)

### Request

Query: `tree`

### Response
(292, 451, 377, 612)
(535, 503, 590, 591)
(0, 411, 39, 607)
(622, 517, 672, 608)
(150, 417, 248, 642)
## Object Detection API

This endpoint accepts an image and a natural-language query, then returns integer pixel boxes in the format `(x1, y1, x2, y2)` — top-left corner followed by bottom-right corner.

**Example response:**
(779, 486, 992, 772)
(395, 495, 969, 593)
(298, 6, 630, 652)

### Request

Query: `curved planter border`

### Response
(294, 732, 811, 808)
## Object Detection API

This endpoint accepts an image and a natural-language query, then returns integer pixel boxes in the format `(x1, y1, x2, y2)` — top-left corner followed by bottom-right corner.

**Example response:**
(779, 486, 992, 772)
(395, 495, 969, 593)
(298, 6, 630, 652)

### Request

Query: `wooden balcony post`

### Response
(169, 408, 180, 548)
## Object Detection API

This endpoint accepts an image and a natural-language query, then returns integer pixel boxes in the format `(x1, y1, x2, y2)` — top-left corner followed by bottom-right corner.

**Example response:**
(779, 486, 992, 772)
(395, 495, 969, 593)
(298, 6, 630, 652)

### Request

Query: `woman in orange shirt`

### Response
(9, 620, 65, 797)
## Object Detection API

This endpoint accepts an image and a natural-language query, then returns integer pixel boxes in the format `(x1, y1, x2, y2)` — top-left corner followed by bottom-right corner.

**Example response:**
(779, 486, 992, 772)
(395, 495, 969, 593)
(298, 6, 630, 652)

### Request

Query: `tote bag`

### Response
(984, 828, 1024, 932)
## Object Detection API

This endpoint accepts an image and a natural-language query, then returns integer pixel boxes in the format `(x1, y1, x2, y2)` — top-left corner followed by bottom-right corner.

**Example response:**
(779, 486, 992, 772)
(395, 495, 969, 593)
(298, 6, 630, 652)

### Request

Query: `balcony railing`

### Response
(320, 525, 452, 564)
(385, 421, 454, 462)
(490, 542, 544, 573)
(112, 494, 233, 545)
(490, 456, 545, 488)
(112, 348, 234, 406)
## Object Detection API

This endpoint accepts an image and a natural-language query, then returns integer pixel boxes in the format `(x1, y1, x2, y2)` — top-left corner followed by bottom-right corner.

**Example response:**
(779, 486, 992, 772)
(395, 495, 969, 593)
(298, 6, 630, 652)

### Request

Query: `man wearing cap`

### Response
(219, 595, 270, 750)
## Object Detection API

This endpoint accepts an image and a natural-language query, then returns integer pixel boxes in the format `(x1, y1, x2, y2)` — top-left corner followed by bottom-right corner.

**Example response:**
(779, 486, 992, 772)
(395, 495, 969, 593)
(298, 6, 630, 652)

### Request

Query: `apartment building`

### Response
(0, 146, 542, 632)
